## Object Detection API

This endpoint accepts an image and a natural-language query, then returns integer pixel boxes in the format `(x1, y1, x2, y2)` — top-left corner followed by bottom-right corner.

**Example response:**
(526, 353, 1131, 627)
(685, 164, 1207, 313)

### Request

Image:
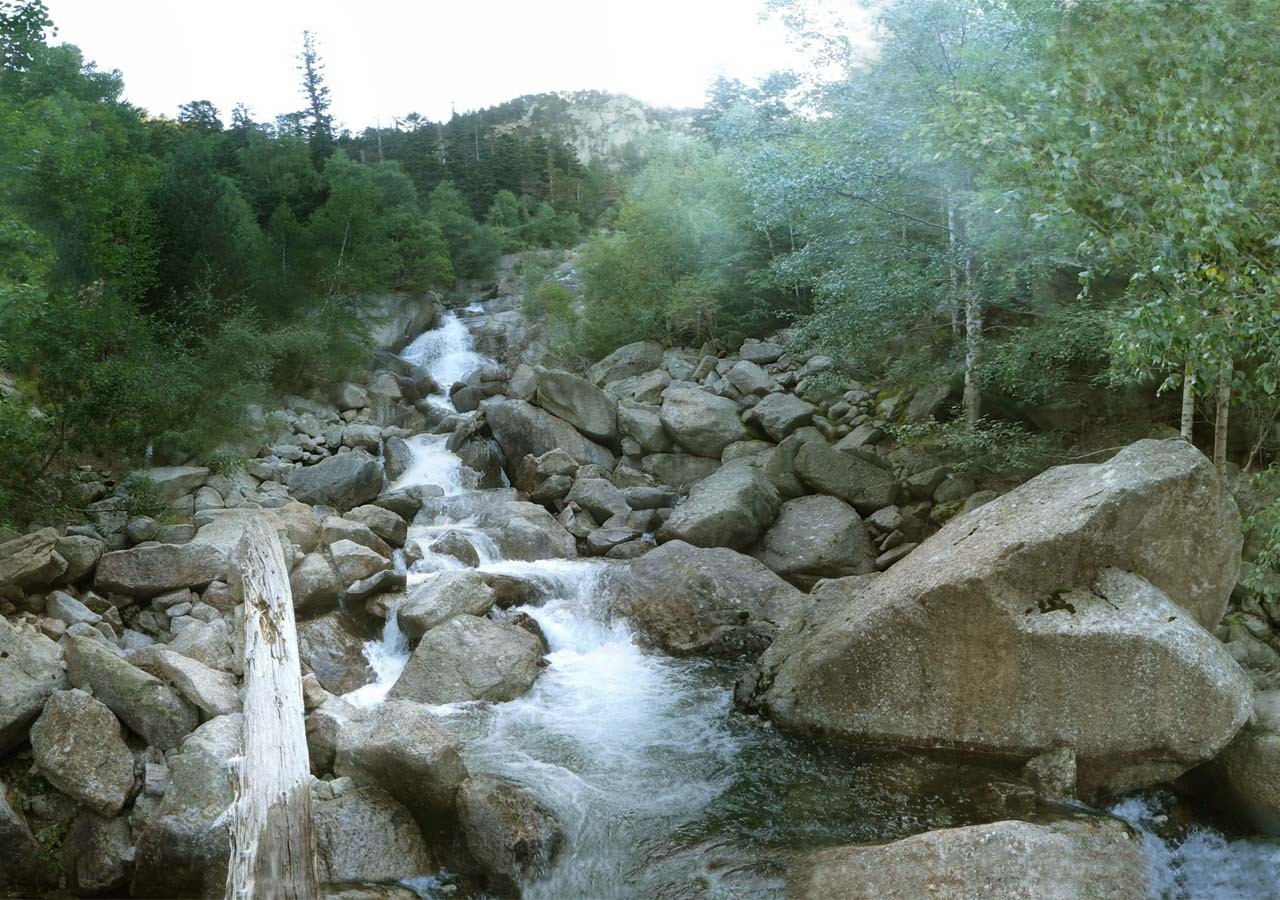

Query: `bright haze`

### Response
(44, 0, 818, 127)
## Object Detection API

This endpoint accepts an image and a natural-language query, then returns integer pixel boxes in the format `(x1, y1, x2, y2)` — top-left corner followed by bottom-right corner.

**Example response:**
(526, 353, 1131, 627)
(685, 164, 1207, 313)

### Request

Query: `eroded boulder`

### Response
(288, 450, 385, 511)
(746, 440, 1251, 797)
(30, 689, 134, 817)
(619, 540, 811, 658)
(0, 618, 67, 752)
(389, 615, 543, 705)
(754, 495, 876, 587)
(458, 775, 564, 895)
(484, 399, 614, 469)
(657, 461, 780, 550)
(790, 817, 1148, 900)
(659, 384, 749, 458)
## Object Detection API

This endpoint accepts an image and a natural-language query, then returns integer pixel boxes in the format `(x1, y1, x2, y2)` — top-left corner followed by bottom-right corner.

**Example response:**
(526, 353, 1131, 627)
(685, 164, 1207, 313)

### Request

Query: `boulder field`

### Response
(0, 282, 1273, 897)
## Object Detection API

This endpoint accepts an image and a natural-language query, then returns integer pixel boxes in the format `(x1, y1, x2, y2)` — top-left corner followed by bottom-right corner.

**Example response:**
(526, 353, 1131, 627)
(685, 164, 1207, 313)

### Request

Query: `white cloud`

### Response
(44, 0, 829, 127)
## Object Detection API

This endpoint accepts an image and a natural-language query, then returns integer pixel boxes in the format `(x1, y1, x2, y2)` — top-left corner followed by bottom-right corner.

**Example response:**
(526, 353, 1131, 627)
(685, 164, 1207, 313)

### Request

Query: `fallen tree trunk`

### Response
(226, 517, 319, 900)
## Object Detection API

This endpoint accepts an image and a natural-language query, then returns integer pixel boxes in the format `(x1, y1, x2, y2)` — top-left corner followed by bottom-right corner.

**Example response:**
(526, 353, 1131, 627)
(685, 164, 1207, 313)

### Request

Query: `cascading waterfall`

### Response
(350, 310, 1280, 899)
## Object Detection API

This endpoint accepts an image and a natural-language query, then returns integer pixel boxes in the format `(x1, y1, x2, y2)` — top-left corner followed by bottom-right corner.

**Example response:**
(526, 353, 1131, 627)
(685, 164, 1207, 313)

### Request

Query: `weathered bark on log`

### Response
(226, 517, 319, 900)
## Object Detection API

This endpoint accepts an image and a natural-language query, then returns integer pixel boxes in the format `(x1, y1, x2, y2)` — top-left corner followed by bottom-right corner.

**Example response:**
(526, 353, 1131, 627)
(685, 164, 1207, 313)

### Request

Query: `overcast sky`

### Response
(43, 0, 832, 129)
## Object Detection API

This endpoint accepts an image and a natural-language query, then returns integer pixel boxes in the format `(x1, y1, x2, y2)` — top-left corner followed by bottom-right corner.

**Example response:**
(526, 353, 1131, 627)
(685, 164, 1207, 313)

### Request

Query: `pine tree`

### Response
(297, 30, 333, 159)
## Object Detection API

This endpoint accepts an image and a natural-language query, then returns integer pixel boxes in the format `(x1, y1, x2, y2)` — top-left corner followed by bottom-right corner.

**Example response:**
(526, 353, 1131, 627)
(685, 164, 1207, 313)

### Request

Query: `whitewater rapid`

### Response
(346, 307, 1280, 899)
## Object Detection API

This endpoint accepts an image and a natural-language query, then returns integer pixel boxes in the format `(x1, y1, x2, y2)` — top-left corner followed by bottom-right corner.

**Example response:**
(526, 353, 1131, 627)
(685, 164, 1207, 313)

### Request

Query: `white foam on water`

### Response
(390, 434, 467, 494)
(1112, 794, 1280, 900)
(399, 311, 491, 409)
(345, 596, 410, 708)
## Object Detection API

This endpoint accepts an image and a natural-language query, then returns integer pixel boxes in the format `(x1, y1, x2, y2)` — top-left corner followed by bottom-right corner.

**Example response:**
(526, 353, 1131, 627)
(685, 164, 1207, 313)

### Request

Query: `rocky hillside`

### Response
(0, 273, 1277, 897)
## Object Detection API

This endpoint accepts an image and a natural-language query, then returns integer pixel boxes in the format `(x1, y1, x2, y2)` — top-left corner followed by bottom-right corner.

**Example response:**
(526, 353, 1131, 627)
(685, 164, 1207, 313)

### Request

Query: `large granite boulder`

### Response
(94, 541, 224, 598)
(588, 340, 665, 387)
(619, 540, 812, 658)
(389, 615, 543, 705)
(128, 465, 209, 501)
(0, 618, 67, 752)
(66, 635, 199, 750)
(484, 399, 614, 469)
(794, 440, 899, 514)
(312, 780, 434, 886)
(659, 384, 749, 458)
(753, 495, 876, 587)
(288, 450, 385, 511)
(398, 571, 496, 639)
(297, 610, 373, 695)
(477, 500, 578, 561)
(458, 775, 564, 895)
(333, 700, 470, 828)
(790, 817, 1148, 900)
(132, 714, 241, 898)
(657, 461, 780, 550)
(617, 399, 674, 453)
(748, 392, 816, 441)
(744, 440, 1251, 797)
(0, 527, 67, 590)
(535, 369, 618, 443)
(30, 689, 134, 816)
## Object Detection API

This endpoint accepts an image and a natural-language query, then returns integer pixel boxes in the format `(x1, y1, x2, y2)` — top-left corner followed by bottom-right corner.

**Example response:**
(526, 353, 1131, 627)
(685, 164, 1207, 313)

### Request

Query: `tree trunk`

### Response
(1214, 363, 1232, 472)
(226, 517, 319, 900)
(947, 192, 962, 338)
(962, 255, 982, 424)
(1180, 362, 1196, 441)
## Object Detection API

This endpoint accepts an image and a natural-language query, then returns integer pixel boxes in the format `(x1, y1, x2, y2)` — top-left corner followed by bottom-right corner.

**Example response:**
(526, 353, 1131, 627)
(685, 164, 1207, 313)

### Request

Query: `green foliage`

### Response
(116, 472, 165, 520)
(201, 448, 246, 476)
(891, 416, 1059, 479)
(977, 303, 1112, 406)
(577, 135, 776, 357)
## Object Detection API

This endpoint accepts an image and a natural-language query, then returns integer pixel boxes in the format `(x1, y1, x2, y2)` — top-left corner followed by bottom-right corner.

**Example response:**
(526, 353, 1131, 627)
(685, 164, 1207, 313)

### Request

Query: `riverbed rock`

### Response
(334, 700, 469, 827)
(620, 540, 812, 658)
(458, 775, 564, 895)
(312, 780, 434, 885)
(0, 527, 68, 590)
(480, 500, 578, 561)
(641, 453, 721, 492)
(130, 646, 241, 717)
(63, 810, 132, 896)
(66, 634, 199, 750)
(288, 450, 385, 511)
(398, 570, 496, 639)
(789, 817, 1148, 900)
(535, 368, 618, 443)
(131, 714, 241, 898)
(1205, 692, 1280, 835)
(617, 399, 674, 453)
(754, 495, 876, 587)
(30, 689, 134, 816)
(748, 392, 817, 441)
(129, 465, 209, 502)
(794, 440, 899, 514)
(345, 504, 409, 548)
(389, 615, 543, 705)
(95, 541, 224, 598)
(297, 610, 373, 695)
(484, 398, 615, 469)
(657, 461, 780, 550)
(588, 340, 665, 387)
(746, 440, 1251, 797)
(0, 781, 50, 892)
(565, 477, 631, 523)
(330, 539, 392, 587)
(0, 618, 67, 752)
(54, 533, 106, 583)
(659, 384, 749, 458)
(291, 552, 343, 613)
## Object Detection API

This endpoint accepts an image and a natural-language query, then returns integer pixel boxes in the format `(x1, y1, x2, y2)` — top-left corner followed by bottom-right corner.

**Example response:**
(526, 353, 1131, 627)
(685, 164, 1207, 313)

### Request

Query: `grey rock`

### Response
(45, 589, 100, 627)
(291, 552, 343, 614)
(640, 453, 722, 492)
(297, 611, 373, 695)
(726, 359, 775, 396)
(66, 634, 198, 750)
(333, 700, 469, 826)
(127, 466, 209, 502)
(95, 541, 224, 598)
(0, 527, 68, 590)
(750, 392, 818, 442)
(795, 440, 899, 514)
(54, 534, 106, 583)
(131, 714, 241, 898)
(617, 399, 674, 453)
(658, 461, 780, 550)
(389, 615, 543, 704)
(748, 440, 1250, 797)
(398, 571, 496, 639)
(535, 368, 618, 442)
(312, 781, 433, 885)
(620, 540, 811, 658)
(485, 398, 615, 469)
(754, 495, 875, 587)
(565, 477, 631, 523)
(588, 340, 665, 386)
(458, 775, 564, 895)
(659, 384, 749, 458)
(790, 817, 1148, 900)
(345, 504, 409, 547)
(64, 810, 132, 896)
(330, 539, 391, 587)
(288, 450, 385, 511)
(131, 646, 241, 717)
(31, 689, 134, 816)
